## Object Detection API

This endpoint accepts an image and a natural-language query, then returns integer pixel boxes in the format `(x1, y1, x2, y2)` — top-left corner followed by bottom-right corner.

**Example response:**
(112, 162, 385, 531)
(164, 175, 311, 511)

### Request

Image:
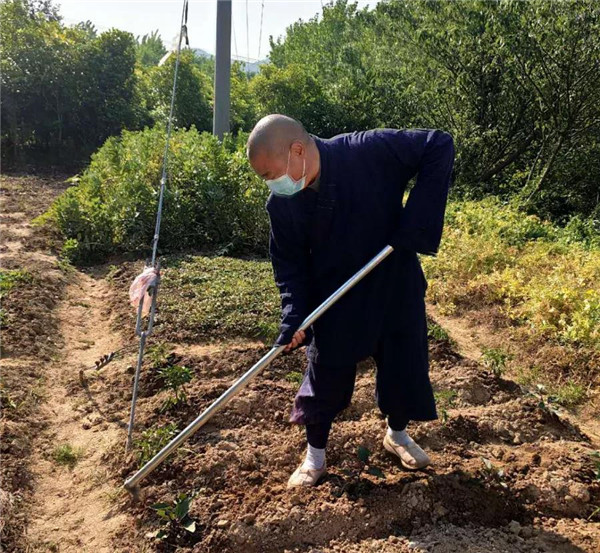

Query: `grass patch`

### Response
(0, 383, 19, 411)
(549, 382, 587, 408)
(52, 443, 83, 469)
(158, 255, 279, 343)
(57, 257, 76, 275)
(0, 269, 34, 329)
(427, 320, 455, 345)
(516, 366, 588, 408)
(285, 370, 304, 387)
(515, 364, 546, 388)
(0, 269, 32, 295)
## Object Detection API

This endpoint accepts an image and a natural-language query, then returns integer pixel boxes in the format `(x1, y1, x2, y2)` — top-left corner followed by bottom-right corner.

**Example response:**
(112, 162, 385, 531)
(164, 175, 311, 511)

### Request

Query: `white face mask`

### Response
(266, 149, 306, 197)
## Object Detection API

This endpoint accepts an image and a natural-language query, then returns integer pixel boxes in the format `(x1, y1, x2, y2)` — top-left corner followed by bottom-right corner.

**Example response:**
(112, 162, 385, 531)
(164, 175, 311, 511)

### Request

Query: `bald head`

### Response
(246, 114, 320, 190)
(247, 114, 310, 161)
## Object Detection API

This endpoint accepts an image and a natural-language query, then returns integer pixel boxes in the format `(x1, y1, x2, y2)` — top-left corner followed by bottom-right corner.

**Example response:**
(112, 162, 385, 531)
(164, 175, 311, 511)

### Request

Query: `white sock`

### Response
(302, 444, 326, 470)
(387, 425, 411, 445)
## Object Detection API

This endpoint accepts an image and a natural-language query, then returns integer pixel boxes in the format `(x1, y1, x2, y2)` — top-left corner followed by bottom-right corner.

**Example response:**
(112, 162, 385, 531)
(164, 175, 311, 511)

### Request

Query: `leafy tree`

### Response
(230, 61, 258, 133)
(83, 29, 145, 139)
(1, 0, 87, 160)
(268, 0, 381, 133)
(137, 30, 167, 67)
(499, 0, 600, 216)
(191, 51, 215, 78)
(72, 20, 98, 40)
(263, 0, 600, 221)
(140, 49, 212, 132)
(250, 63, 346, 136)
(25, 0, 60, 21)
(1, 0, 148, 164)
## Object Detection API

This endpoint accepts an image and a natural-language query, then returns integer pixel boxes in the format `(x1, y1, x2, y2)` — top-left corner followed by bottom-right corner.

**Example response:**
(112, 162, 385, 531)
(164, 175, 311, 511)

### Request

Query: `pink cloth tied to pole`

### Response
(129, 266, 159, 316)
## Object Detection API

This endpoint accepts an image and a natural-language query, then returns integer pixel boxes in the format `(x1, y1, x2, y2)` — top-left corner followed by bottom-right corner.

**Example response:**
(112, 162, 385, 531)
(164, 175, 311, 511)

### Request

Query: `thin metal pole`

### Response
(213, 0, 232, 139)
(124, 245, 394, 490)
(152, 0, 188, 266)
(125, 0, 187, 450)
(126, 332, 147, 450)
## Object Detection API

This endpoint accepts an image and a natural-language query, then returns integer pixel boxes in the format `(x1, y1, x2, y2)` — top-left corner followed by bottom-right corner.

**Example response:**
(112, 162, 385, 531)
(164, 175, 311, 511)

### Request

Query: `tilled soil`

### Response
(99, 337, 600, 552)
(2, 175, 599, 552)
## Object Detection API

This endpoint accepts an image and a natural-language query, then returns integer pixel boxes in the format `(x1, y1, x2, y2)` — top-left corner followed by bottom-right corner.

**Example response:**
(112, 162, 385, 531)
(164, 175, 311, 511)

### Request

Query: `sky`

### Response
(58, 1, 379, 62)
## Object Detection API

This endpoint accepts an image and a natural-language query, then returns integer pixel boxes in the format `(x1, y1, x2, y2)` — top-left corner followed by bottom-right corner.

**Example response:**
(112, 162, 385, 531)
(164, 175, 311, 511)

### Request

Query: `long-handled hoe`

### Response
(124, 245, 394, 496)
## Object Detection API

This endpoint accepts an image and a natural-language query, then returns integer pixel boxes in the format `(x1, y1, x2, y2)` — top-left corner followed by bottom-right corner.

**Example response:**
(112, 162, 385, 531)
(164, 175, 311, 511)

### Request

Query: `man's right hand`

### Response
(284, 329, 306, 353)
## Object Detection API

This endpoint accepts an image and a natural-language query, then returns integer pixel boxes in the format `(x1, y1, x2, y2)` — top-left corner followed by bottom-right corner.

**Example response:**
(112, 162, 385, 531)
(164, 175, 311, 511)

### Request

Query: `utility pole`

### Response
(213, 0, 231, 139)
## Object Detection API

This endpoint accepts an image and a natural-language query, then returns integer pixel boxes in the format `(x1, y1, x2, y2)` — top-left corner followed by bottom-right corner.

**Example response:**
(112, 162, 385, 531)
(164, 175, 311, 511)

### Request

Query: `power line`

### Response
(245, 0, 250, 73)
(126, 0, 189, 453)
(246, 0, 250, 75)
(258, 0, 265, 60)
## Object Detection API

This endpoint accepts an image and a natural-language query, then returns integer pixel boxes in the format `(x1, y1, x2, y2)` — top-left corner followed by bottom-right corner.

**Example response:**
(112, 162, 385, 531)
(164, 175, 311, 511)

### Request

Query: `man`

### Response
(246, 114, 455, 488)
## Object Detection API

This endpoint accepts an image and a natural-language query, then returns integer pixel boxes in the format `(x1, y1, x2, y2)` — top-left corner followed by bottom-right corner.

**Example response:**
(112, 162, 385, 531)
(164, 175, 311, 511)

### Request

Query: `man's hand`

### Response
(284, 329, 306, 353)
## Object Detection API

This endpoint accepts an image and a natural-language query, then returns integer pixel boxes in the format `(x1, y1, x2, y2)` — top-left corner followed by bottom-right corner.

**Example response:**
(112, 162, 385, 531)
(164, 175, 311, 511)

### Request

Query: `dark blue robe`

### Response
(266, 128, 455, 423)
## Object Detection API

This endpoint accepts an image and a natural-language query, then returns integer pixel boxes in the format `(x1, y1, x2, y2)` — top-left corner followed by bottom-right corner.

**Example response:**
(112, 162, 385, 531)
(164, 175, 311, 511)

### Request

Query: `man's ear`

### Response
(290, 140, 305, 157)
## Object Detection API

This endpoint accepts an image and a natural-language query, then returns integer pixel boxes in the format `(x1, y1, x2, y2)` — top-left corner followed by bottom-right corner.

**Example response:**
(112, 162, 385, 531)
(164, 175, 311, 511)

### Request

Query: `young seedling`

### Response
(434, 389, 457, 424)
(479, 456, 508, 488)
(481, 347, 512, 378)
(591, 451, 600, 481)
(135, 423, 179, 466)
(148, 492, 197, 540)
(527, 384, 561, 416)
(146, 342, 174, 370)
(358, 446, 385, 479)
(333, 445, 386, 499)
(158, 364, 193, 411)
(285, 370, 303, 387)
(587, 505, 600, 522)
(0, 384, 18, 411)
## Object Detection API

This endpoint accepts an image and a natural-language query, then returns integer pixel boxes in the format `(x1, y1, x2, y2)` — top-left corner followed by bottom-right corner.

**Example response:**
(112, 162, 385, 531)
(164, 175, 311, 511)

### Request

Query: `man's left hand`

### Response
(284, 329, 306, 353)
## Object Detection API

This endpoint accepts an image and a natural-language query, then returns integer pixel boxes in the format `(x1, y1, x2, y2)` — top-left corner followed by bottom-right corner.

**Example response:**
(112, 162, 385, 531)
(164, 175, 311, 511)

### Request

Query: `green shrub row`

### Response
(38, 126, 269, 264)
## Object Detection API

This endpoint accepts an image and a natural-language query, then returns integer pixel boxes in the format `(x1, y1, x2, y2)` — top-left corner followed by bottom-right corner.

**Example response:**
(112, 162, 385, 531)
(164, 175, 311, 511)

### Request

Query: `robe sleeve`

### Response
(266, 201, 312, 347)
(381, 128, 455, 256)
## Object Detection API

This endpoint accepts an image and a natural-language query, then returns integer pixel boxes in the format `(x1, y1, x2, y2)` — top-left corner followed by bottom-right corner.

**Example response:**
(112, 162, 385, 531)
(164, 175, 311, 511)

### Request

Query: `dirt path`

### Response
(25, 270, 131, 552)
(1, 175, 134, 552)
(426, 303, 484, 362)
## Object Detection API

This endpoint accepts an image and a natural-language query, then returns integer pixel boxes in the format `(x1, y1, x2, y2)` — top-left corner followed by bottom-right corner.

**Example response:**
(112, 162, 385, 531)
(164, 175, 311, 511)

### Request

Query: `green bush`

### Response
(39, 126, 270, 264)
(423, 197, 600, 349)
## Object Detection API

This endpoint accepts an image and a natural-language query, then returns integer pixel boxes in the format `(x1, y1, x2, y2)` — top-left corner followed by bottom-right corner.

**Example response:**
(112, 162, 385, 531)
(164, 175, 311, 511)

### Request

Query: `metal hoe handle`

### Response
(124, 245, 394, 490)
